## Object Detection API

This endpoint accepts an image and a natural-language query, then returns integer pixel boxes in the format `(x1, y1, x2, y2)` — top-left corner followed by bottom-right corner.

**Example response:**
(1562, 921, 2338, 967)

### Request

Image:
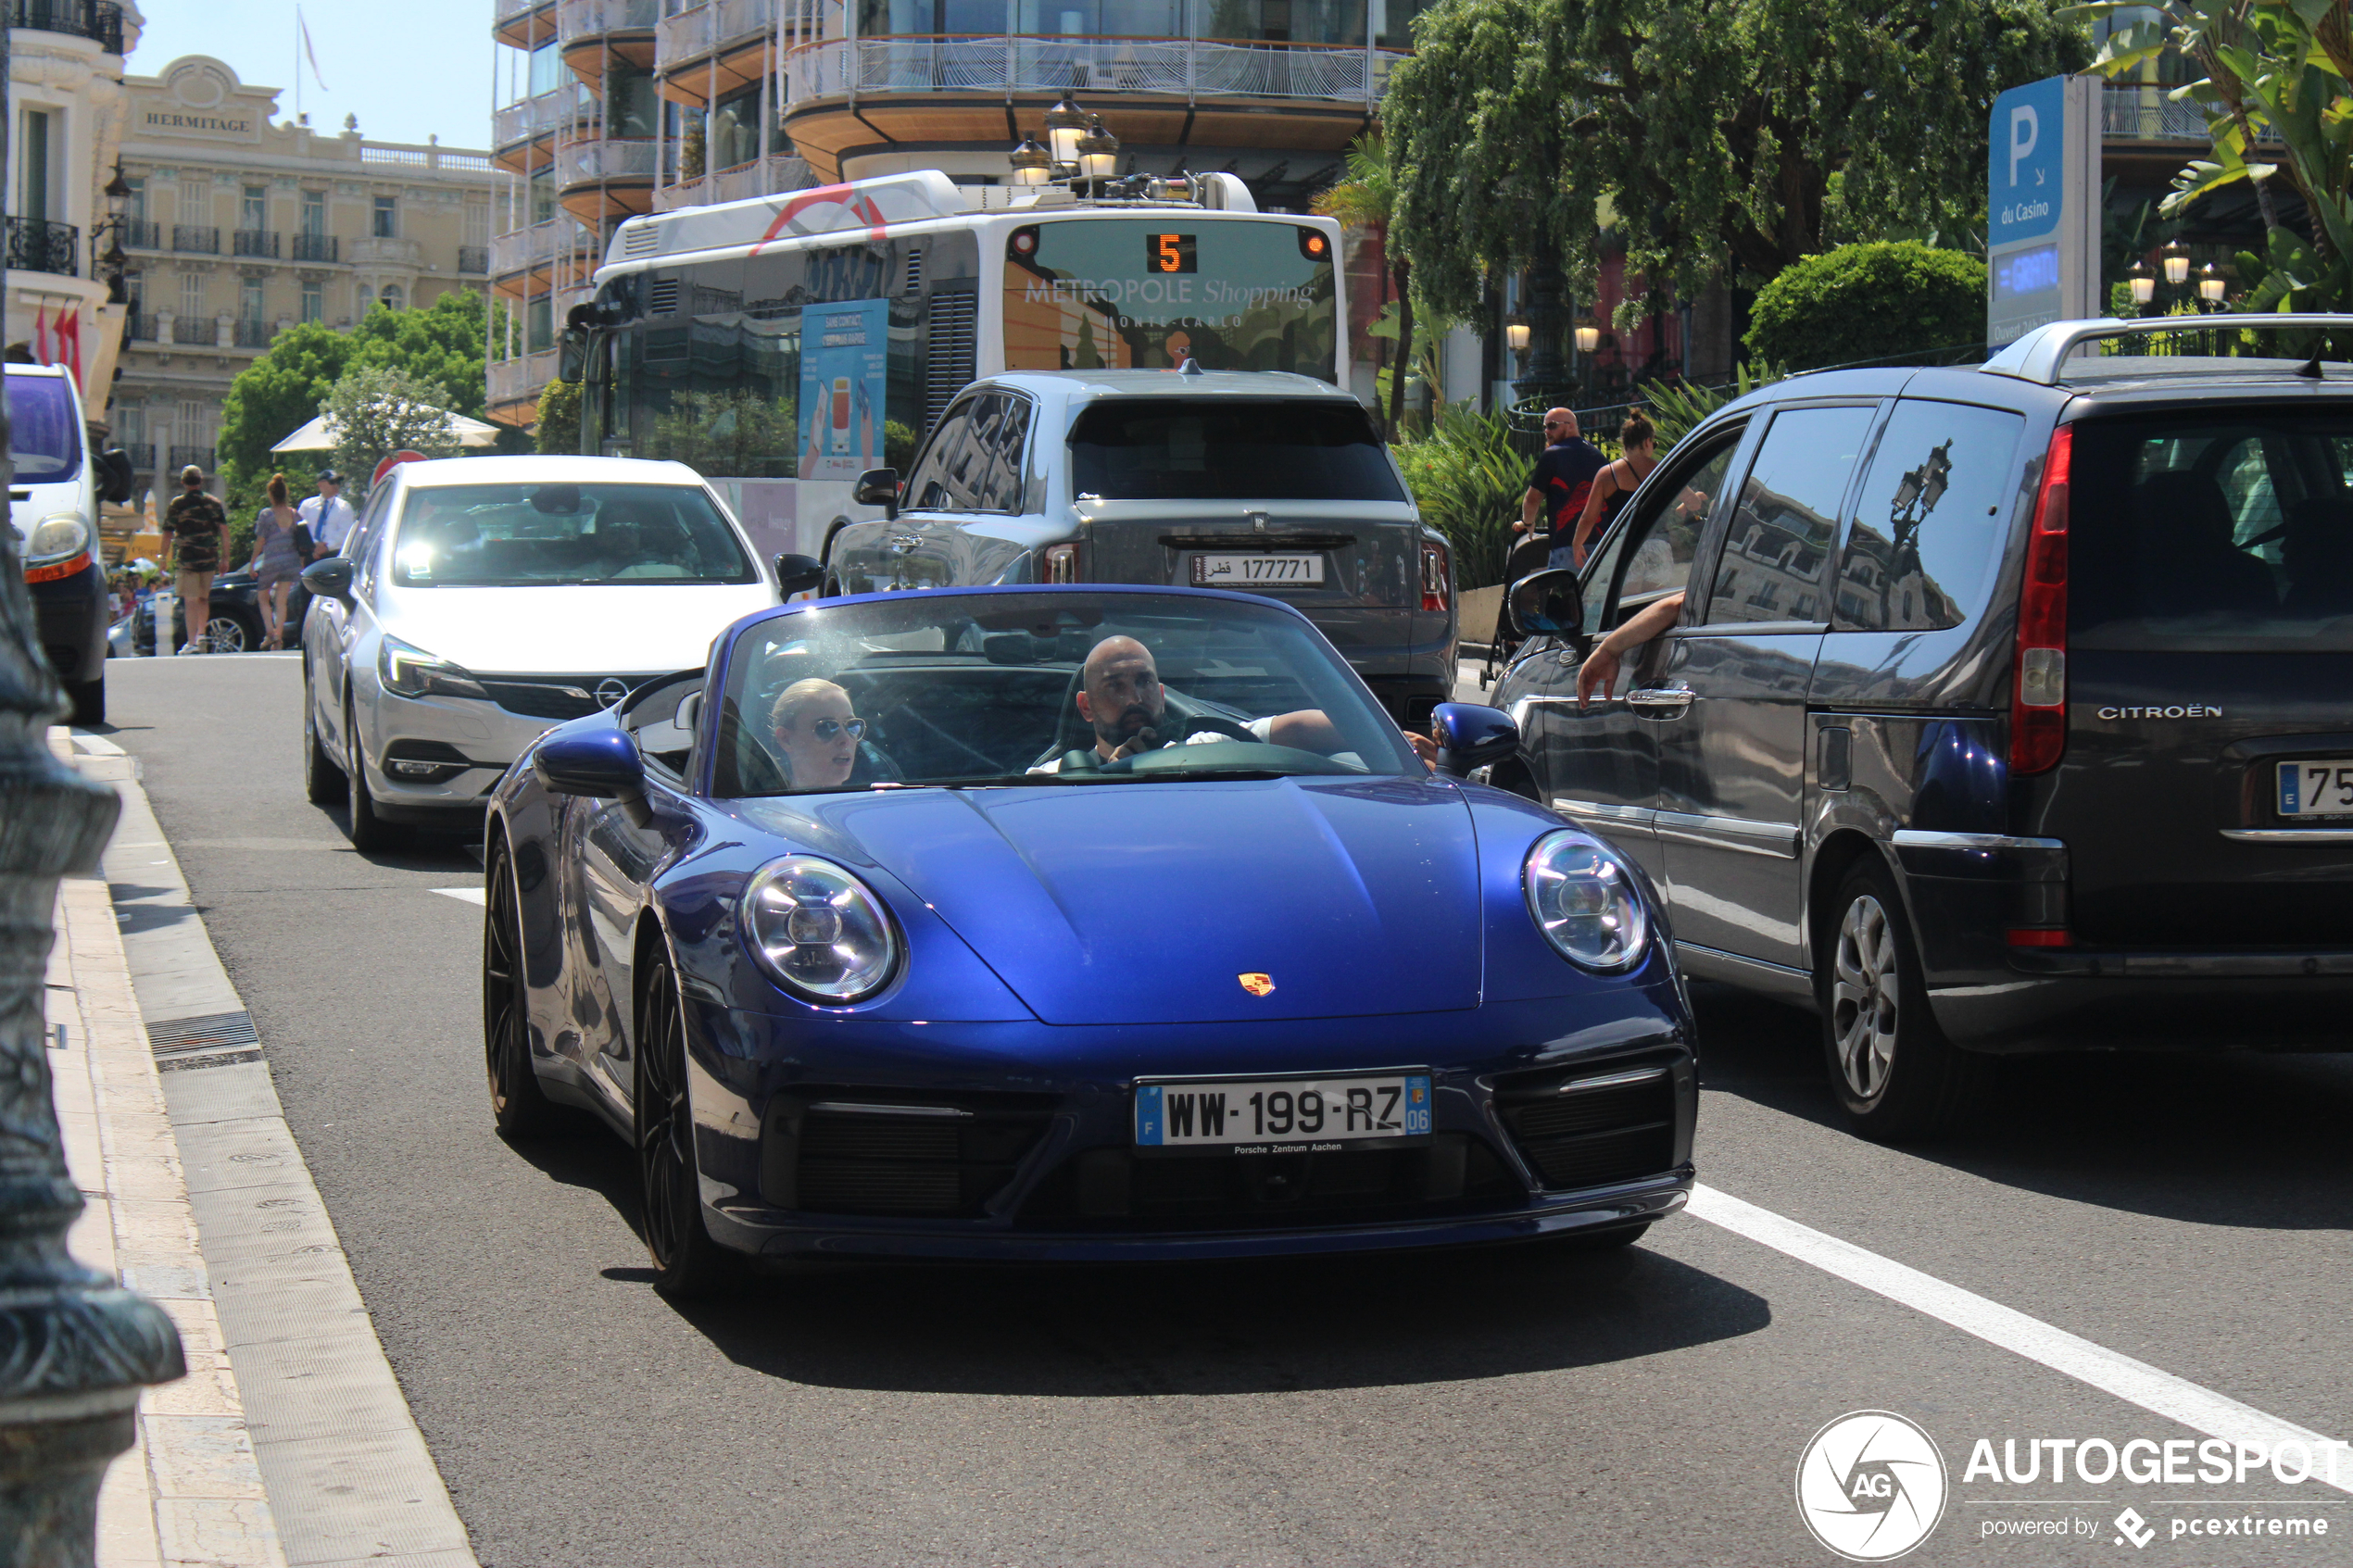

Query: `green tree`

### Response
(321, 365, 463, 501)
(1387, 0, 2085, 321)
(535, 379, 584, 456)
(1744, 242, 1989, 369)
(644, 389, 798, 478)
(1314, 133, 1416, 439)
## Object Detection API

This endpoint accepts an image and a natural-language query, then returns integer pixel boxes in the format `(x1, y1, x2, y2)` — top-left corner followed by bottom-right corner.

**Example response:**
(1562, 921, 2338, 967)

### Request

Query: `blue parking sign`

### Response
(1990, 77, 2066, 246)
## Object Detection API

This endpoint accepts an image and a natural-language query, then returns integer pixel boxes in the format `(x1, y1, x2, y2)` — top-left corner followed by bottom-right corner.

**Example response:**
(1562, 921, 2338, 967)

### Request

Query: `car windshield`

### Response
(388, 482, 754, 587)
(1068, 398, 1404, 502)
(5, 372, 81, 485)
(711, 590, 1418, 796)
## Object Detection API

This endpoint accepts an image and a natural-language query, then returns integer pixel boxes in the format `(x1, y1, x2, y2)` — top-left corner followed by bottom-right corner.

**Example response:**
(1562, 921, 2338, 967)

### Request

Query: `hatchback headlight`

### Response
(26, 513, 89, 564)
(1523, 830, 1649, 972)
(740, 855, 900, 1003)
(378, 634, 488, 699)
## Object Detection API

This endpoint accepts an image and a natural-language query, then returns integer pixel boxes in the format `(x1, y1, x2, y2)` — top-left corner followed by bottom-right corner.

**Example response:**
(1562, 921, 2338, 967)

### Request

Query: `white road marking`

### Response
(430, 887, 486, 906)
(1689, 1184, 2353, 1492)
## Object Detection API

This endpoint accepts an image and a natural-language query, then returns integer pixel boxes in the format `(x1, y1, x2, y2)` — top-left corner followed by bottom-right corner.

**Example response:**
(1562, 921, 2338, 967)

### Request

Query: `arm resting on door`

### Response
(1577, 590, 1685, 710)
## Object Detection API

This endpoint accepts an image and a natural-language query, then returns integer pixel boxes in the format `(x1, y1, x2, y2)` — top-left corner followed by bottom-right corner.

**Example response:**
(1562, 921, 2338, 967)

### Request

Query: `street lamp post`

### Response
(1513, 237, 1568, 406)
(0, 25, 185, 1564)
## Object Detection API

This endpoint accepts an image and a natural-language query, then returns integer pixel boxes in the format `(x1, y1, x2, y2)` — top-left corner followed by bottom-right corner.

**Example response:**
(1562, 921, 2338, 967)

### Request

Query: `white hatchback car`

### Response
(298, 456, 791, 848)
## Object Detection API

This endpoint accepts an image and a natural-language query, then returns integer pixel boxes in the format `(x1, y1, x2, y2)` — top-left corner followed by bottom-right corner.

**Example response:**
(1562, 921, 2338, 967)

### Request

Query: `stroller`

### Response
(1479, 530, 1563, 688)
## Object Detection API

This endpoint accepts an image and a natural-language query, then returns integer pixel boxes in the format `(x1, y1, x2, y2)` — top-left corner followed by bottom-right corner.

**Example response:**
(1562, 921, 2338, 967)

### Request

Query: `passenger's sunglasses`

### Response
(804, 718, 866, 741)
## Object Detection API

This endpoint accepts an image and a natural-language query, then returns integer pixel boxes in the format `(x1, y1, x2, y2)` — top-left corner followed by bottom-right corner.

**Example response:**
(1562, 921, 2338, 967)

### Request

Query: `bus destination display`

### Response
(1147, 233, 1198, 274)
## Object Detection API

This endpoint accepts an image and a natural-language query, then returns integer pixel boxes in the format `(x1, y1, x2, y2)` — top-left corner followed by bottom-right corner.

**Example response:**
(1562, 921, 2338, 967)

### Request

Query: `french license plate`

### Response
(1134, 1073, 1432, 1154)
(1189, 552, 1325, 587)
(2277, 759, 2353, 817)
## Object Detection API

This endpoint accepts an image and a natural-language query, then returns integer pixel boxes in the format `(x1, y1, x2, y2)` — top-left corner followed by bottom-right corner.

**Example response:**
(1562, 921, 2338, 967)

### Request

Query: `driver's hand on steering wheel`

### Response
(1109, 727, 1164, 761)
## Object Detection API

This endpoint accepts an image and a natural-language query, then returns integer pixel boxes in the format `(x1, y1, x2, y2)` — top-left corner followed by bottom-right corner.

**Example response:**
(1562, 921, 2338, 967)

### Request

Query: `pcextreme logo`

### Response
(1797, 1411, 1951, 1562)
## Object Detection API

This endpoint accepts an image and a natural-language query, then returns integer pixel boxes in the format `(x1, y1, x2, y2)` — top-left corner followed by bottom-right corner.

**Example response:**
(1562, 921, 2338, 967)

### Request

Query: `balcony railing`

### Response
(558, 137, 660, 186)
(126, 312, 159, 341)
(232, 228, 280, 258)
(173, 224, 219, 254)
(122, 218, 161, 249)
(233, 319, 275, 348)
(119, 443, 155, 470)
(558, 0, 659, 45)
(2097, 84, 2279, 144)
(6, 0, 125, 54)
(6, 216, 78, 278)
(496, 0, 553, 23)
(494, 83, 595, 148)
(784, 35, 1401, 107)
(656, 0, 774, 71)
(655, 154, 815, 212)
(487, 350, 560, 408)
(459, 245, 491, 275)
(167, 445, 215, 474)
(290, 232, 338, 263)
(171, 316, 218, 345)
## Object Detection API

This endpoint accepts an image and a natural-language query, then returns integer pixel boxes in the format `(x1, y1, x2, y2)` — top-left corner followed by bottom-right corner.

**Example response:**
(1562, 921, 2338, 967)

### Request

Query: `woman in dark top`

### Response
(1569, 410, 1660, 569)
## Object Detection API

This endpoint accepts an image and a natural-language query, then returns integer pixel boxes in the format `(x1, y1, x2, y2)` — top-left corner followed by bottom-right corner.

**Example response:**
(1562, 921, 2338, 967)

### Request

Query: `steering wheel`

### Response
(1164, 714, 1257, 746)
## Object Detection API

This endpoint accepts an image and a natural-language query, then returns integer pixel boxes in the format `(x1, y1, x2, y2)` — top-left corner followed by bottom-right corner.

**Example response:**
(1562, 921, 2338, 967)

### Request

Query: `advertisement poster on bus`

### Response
(799, 298, 887, 480)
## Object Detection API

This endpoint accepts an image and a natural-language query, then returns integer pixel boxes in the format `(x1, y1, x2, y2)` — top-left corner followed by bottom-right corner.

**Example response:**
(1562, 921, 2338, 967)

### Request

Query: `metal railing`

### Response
(171, 317, 216, 346)
(496, 0, 554, 21)
(232, 229, 279, 258)
(6, 0, 124, 53)
(119, 443, 154, 470)
(166, 445, 215, 474)
(558, 0, 660, 44)
(784, 35, 1402, 105)
(290, 232, 338, 263)
(6, 216, 78, 278)
(656, 0, 775, 70)
(2100, 83, 2280, 143)
(172, 224, 219, 254)
(654, 153, 815, 211)
(122, 218, 161, 249)
(558, 137, 660, 186)
(493, 84, 595, 147)
(125, 313, 158, 341)
(233, 320, 274, 348)
(487, 350, 560, 408)
(459, 245, 490, 274)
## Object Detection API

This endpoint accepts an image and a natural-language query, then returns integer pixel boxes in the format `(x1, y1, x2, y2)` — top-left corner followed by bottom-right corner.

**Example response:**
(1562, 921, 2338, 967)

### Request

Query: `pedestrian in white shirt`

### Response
(298, 469, 357, 559)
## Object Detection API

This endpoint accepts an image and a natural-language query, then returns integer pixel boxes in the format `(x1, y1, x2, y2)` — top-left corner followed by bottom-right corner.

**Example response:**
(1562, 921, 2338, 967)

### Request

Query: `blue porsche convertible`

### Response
(484, 583, 1696, 1295)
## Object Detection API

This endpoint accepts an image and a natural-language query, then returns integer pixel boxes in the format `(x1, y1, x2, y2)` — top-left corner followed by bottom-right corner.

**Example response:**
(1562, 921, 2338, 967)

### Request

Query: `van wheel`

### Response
(67, 674, 104, 726)
(1818, 860, 1978, 1141)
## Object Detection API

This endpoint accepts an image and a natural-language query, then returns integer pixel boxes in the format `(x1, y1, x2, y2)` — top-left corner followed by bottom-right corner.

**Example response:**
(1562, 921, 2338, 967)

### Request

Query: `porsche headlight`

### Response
(26, 513, 90, 564)
(378, 634, 488, 700)
(740, 855, 900, 1003)
(1523, 830, 1649, 972)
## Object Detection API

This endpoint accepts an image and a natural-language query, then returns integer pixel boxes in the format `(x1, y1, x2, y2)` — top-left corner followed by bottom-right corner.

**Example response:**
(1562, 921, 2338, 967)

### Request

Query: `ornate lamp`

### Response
(1009, 136, 1051, 186)
(1573, 313, 1601, 355)
(1076, 116, 1120, 182)
(2198, 263, 2225, 305)
(1043, 94, 1088, 177)
(2129, 267, 2155, 308)
(2162, 240, 2189, 287)
(1504, 320, 1530, 352)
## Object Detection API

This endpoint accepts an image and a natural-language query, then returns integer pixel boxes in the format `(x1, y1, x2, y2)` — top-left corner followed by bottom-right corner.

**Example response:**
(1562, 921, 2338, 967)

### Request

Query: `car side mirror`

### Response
(774, 552, 824, 596)
(1429, 702, 1519, 778)
(97, 447, 135, 505)
(300, 556, 354, 602)
(1507, 568, 1584, 639)
(534, 729, 647, 800)
(852, 467, 900, 521)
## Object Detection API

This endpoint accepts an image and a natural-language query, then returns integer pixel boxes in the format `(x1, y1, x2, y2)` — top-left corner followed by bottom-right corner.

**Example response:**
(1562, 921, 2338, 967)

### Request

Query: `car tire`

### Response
(483, 834, 569, 1140)
(635, 952, 740, 1298)
(206, 613, 254, 654)
(67, 673, 105, 727)
(1818, 859, 1979, 1141)
(302, 681, 346, 805)
(343, 703, 403, 852)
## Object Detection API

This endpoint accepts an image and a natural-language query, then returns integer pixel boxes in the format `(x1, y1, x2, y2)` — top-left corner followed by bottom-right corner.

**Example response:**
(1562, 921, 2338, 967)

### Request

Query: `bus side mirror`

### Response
(558, 326, 587, 384)
(853, 468, 900, 521)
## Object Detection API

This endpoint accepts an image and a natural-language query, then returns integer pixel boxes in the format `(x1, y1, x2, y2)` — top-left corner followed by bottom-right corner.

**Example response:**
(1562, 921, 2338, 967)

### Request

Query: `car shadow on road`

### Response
(1691, 982, 2353, 1235)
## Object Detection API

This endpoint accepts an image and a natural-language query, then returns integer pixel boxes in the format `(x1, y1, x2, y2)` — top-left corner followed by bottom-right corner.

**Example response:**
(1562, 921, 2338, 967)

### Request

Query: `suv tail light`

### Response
(1043, 543, 1079, 583)
(1420, 540, 1451, 613)
(2010, 424, 2070, 775)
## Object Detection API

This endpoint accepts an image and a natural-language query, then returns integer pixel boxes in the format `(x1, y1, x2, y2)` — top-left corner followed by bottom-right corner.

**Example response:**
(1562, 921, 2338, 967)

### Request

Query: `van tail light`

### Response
(2006, 927, 2073, 947)
(1420, 540, 1451, 613)
(2010, 423, 2071, 775)
(1044, 543, 1079, 583)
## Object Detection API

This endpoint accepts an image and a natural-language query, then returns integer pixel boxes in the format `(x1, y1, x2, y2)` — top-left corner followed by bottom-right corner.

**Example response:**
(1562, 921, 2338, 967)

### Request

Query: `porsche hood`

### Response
(761, 778, 1483, 1025)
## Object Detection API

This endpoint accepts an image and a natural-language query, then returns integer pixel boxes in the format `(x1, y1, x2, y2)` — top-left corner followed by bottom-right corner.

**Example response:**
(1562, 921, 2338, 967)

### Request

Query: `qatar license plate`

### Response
(2277, 759, 2353, 817)
(1189, 552, 1325, 587)
(1134, 1073, 1432, 1154)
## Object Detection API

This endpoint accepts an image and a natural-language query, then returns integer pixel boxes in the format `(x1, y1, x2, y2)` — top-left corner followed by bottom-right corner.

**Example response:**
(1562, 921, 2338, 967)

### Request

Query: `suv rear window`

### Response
(1068, 398, 1404, 502)
(2072, 414, 2353, 649)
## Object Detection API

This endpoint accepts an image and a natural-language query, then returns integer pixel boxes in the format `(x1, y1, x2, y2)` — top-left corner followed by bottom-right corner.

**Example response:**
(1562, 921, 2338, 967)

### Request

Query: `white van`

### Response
(10, 364, 132, 723)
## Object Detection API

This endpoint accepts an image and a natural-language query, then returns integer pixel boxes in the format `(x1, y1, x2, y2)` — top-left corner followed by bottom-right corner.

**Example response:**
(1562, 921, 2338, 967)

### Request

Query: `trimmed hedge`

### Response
(1744, 243, 1986, 371)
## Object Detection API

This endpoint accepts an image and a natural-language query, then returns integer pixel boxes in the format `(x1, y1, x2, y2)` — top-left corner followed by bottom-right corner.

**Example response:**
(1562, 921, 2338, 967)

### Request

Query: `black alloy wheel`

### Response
(302, 675, 346, 805)
(205, 612, 253, 654)
(483, 835, 566, 1139)
(343, 699, 402, 852)
(635, 953, 738, 1298)
(1818, 859, 1981, 1141)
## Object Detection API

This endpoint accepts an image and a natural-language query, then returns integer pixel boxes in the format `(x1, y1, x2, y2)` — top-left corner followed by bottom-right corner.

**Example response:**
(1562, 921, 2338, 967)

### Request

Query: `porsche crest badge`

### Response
(1238, 972, 1276, 997)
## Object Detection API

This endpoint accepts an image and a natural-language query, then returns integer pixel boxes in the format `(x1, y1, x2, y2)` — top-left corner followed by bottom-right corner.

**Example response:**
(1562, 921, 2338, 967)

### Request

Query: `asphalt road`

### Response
(93, 653, 2353, 1567)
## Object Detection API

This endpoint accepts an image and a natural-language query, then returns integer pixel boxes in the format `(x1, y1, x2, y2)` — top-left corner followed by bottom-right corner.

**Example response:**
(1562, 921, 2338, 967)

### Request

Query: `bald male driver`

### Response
(1032, 635, 1439, 772)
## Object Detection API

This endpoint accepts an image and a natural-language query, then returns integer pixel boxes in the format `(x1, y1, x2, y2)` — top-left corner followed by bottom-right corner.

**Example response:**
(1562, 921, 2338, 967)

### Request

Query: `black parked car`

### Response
(129, 567, 267, 655)
(1489, 314, 2353, 1138)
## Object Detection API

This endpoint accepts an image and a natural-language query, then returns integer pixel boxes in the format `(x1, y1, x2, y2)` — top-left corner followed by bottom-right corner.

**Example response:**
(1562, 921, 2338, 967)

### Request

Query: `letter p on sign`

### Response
(2009, 106, 2040, 186)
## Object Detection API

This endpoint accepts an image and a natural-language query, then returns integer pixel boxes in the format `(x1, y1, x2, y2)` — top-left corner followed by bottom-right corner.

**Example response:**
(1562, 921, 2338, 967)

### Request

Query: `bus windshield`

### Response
(1002, 218, 1337, 383)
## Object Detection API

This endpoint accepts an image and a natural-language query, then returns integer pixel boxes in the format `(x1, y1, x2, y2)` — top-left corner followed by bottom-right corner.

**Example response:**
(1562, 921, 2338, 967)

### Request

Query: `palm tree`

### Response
(1315, 133, 1413, 440)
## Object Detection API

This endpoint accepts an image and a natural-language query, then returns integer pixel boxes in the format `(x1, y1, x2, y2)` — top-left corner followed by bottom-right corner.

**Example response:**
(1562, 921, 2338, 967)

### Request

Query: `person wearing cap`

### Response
(162, 464, 229, 653)
(299, 469, 357, 561)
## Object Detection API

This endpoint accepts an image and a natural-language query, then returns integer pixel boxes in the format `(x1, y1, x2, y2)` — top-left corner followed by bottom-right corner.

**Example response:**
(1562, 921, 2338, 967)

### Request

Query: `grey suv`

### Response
(1490, 316, 2353, 1138)
(822, 368, 1459, 724)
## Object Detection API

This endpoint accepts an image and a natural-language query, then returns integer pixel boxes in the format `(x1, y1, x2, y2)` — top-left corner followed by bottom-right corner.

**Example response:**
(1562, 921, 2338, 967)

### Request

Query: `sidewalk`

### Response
(45, 726, 475, 1568)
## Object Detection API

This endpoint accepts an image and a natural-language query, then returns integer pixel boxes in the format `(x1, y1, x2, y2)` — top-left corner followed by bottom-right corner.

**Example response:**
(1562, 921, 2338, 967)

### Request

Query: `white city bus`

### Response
(565, 169, 1346, 558)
